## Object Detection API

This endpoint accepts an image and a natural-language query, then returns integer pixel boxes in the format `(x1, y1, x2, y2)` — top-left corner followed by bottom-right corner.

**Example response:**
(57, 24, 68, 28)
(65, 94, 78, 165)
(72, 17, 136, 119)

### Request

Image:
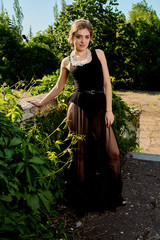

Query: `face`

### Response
(72, 28, 91, 51)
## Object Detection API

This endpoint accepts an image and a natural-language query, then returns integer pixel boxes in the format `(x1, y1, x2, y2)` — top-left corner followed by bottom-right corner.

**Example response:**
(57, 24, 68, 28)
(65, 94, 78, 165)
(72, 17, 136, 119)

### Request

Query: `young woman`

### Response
(27, 19, 126, 216)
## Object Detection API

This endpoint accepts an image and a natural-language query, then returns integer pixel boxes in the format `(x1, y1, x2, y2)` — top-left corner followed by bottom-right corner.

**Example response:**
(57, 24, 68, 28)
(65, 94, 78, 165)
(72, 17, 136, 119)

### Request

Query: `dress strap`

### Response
(91, 49, 103, 65)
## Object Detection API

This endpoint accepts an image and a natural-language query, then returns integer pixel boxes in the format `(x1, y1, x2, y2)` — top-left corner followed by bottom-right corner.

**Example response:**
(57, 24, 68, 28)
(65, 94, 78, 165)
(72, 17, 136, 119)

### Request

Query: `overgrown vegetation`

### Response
(0, 73, 138, 238)
(0, 83, 82, 239)
(30, 73, 138, 155)
(0, 0, 151, 238)
(0, 0, 160, 89)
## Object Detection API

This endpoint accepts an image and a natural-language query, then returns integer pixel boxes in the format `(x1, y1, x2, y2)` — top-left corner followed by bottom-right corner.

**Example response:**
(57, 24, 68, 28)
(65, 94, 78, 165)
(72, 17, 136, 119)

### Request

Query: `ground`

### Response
(78, 158, 160, 240)
(115, 90, 160, 154)
(70, 91, 160, 240)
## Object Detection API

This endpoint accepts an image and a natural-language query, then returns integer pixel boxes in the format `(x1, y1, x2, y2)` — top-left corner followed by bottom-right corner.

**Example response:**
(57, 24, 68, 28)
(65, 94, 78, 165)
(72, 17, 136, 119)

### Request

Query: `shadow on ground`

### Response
(79, 157, 160, 240)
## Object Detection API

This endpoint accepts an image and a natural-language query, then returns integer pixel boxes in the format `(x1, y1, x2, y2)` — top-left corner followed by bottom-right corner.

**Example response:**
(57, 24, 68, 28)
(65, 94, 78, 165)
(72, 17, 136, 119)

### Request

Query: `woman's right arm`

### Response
(27, 57, 70, 107)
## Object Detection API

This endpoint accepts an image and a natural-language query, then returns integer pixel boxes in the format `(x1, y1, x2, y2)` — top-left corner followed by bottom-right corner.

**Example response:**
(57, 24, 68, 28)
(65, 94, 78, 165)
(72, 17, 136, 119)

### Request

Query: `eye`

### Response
(75, 35, 81, 39)
(85, 36, 90, 39)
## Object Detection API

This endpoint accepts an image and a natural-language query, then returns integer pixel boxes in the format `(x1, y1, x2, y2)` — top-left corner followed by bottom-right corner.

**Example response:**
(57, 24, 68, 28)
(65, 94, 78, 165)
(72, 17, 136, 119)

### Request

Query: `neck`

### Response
(73, 48, 88, 61)
(74, 48, 87, 55)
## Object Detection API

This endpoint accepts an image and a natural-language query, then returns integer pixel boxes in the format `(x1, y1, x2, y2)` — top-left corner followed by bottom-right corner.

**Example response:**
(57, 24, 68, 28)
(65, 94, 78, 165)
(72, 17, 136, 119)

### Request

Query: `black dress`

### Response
(66, 49, 123, 215)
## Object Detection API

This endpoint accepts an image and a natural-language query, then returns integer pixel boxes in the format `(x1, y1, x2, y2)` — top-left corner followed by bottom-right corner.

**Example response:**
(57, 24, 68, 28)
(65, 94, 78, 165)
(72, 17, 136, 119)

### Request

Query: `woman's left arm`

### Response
(96, 49, 114, 127)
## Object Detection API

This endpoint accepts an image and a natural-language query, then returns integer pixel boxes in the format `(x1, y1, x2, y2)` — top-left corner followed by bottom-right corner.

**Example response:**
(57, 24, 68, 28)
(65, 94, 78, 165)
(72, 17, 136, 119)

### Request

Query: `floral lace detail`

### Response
(70, 49, 90, 67)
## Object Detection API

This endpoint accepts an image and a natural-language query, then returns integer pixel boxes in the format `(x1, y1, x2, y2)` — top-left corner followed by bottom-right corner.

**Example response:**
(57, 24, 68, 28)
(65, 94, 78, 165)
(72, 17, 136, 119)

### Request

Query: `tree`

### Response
(126, 0, 160, 90)
(128, 0, 159, 24)
(53, 1, 59, 22)
(61, 0, 67, 12)
(29, 25, 33, 38)
(12, 0, 24, 36)
(0, 10, 58, 86)
(52, 0, 121, 61)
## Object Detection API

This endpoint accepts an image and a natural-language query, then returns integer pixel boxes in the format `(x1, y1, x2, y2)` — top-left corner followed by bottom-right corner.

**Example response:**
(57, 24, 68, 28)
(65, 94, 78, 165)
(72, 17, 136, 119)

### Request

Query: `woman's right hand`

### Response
(27, 99, 42, 107)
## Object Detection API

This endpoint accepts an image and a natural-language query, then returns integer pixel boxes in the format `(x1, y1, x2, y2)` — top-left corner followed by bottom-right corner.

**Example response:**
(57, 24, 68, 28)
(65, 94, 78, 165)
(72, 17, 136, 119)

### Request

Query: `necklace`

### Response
(70, 49, 90, 67)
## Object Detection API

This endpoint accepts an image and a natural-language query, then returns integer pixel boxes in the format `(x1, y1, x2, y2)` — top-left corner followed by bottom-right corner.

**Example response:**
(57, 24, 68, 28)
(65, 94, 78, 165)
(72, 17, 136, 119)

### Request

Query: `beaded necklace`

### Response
(70, 49, 90, 67)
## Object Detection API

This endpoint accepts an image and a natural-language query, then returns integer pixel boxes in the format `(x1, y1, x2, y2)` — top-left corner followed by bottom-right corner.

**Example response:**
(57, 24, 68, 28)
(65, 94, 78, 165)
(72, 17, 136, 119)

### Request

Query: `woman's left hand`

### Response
(105, 111, 114, 128)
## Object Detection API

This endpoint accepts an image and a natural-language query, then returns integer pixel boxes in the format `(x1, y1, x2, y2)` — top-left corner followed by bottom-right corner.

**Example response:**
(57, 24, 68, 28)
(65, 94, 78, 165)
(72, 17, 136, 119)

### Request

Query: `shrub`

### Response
(30, 72, 138, 154)
(0, 83, 78, 239)
(0, 72, 138, 238)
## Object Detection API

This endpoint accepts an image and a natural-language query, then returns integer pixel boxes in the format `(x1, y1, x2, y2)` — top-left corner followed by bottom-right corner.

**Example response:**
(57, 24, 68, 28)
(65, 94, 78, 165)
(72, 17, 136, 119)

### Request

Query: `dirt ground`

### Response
(73, 91, 160, 240)
(78, 157, 160, 240)
(115, 90, 160, 113)
(115, 91, 160, 154)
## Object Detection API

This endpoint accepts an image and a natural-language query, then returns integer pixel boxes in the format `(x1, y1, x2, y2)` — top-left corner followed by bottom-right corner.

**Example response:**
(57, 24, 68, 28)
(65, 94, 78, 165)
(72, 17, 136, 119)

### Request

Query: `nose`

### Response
(81, 37, 84, 43)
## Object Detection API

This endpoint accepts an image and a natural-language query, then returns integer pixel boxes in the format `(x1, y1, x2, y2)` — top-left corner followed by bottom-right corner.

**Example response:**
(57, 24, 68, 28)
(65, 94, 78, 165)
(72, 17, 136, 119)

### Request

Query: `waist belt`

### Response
(77, 90, 104, 95)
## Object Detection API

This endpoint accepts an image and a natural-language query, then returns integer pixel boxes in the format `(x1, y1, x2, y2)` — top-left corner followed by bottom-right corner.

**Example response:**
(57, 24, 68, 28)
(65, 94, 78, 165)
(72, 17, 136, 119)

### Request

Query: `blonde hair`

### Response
(68, 19, 93, 48)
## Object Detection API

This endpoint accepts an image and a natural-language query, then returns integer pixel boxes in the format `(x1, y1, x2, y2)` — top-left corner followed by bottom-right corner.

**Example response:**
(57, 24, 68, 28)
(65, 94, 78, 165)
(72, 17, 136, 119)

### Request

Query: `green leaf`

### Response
(0, 138, 5, 146)
(29, 157, 45, 165)
(8, 182, 19, 190)
(0, 150, 4, 158)
(15, 162, 25, 174)
(27, 193, 40, 211)
(26, 167, 32, 186)
(40, 166, 50, 176)
(4, 149, 14, 158)
(0, 170, 8, 183)
(10, 137, 21, 147)
(30, 164, 42, 176)
(38, 192, 50, 212)
(4, 137, 9, 145)
(28, 143, 36, 154)
(0, 160, 7, 167)
(41, 190, 53, 202)
(0, 194, 13, 202)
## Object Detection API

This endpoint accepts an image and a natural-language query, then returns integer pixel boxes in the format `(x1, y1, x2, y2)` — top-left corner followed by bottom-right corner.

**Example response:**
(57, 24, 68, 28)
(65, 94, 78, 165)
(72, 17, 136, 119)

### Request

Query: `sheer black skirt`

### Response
(66, 102, 123, 214)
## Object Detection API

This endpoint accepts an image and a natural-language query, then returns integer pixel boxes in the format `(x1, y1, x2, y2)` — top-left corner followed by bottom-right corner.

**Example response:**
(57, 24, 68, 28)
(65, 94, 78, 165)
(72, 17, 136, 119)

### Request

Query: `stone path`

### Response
(115, 91, 160, 155)
(77, 91, 160, 240)
(80, 158, 160, 240)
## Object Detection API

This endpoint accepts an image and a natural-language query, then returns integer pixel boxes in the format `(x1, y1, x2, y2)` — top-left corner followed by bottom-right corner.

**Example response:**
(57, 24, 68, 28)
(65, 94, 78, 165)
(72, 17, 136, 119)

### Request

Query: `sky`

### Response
(2, 0, 160, 35)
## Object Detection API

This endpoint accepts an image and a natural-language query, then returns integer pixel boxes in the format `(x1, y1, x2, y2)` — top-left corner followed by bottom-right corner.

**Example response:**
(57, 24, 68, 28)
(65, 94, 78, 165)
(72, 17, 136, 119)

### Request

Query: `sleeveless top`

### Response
(69, 49, 106, 119)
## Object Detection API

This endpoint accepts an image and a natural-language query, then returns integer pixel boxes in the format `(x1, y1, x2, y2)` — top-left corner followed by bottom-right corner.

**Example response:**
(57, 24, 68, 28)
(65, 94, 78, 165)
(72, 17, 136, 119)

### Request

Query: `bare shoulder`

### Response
(95, 49, 106, 60)
(61, 56, 70, 67)
(61, 56, 70, 71)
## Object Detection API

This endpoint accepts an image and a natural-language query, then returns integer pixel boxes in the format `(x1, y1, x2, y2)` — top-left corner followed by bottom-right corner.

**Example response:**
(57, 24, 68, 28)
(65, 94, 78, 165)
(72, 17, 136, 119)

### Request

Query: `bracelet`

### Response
(106, 109, 112, 112)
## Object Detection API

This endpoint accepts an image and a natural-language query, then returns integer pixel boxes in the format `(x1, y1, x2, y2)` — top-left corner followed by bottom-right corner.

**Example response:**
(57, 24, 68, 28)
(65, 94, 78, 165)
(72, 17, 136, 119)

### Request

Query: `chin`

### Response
(79, 46, 87, 50)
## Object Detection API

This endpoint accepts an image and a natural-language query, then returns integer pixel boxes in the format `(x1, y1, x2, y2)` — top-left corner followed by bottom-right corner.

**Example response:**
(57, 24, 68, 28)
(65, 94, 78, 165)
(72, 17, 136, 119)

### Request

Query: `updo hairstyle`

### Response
(68, 19, 93, 48)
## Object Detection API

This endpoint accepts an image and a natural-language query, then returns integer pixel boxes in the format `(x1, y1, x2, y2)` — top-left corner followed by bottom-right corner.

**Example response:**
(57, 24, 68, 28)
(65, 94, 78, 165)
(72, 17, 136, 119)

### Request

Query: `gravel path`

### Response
(79, 158, 160, 240)
(115, 91, 160, 154)
(76, 91, 160, 240)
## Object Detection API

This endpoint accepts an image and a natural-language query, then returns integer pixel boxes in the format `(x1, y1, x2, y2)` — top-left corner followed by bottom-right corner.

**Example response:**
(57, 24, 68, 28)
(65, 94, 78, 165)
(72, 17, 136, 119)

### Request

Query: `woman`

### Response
(27, 19, 126, 216)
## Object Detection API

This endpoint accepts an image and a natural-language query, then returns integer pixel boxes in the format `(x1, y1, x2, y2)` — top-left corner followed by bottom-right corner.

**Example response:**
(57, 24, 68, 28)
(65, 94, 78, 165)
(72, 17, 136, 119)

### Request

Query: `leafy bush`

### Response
(0, 70, 138, 238)
(30, 73, 138, 155)
(0, 84, 79, 239)
(30, 70, 75, 111)
(112, 92, 138, 154)
(0, 12, 59, 86)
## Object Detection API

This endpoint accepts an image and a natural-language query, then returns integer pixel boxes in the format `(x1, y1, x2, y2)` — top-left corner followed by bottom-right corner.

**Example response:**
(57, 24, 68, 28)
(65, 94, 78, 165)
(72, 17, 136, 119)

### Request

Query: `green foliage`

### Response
(0, 11, 59, 86)
(126, 1, 160, 90)
(0, 68, 139, 238)
(52, 0, 121, 60)
(51, 0, 160, 90)
(1, 0, 160, 90)
(19, 41, 58, 82)
(12, 0, 24, 36)
(30, 71, 138, 155)
(0, 85, 79, 239)
(128, 0, 158, 24)
(30, 70, 75, 111)
(112, 92, 138, 154)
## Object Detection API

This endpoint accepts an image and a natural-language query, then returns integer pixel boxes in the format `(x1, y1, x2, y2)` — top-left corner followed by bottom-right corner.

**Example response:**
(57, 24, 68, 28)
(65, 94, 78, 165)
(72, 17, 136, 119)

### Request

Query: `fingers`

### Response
(26, 99, 41, 107)
(105, 113, 114, 127)
(105, 119, 114, 127)
(27, 99, 35, 104)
